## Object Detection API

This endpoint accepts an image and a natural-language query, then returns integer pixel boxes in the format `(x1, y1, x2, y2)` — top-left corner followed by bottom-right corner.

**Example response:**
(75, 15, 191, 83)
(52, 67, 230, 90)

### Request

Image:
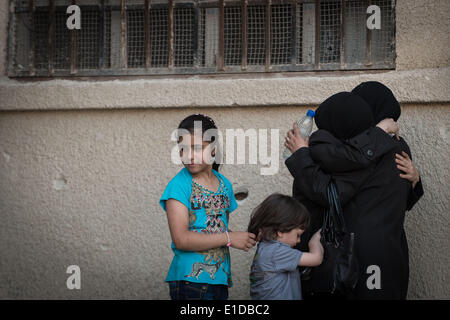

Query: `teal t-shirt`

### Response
(159, 167, 238, 287)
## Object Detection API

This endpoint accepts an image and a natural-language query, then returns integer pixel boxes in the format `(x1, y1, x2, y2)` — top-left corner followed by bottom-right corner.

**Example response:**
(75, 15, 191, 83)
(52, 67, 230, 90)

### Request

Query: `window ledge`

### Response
(0, 67, 449, 111)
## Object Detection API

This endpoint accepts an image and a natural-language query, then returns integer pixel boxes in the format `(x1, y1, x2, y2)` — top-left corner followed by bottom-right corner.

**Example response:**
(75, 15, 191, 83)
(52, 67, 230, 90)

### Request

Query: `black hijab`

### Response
(314, 92, 374, 140)
(352, 81, 401, 123)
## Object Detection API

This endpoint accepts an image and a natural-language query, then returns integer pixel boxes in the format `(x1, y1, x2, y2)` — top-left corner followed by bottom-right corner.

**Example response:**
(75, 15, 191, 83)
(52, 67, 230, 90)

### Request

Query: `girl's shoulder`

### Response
(159, 167, 193, 212)
(170, 167, 193, 184)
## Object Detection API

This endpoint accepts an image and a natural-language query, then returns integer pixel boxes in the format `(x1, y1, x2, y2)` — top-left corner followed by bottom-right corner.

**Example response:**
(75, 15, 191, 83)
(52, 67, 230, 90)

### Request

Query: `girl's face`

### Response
(179, 133, 215, 175)
(277, 228, 304, 247)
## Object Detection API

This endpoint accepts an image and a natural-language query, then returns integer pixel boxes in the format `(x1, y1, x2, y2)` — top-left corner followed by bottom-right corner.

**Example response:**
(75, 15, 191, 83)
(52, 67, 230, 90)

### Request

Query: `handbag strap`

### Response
(328, 181, 348, 233)
(321, 180, 348, 246)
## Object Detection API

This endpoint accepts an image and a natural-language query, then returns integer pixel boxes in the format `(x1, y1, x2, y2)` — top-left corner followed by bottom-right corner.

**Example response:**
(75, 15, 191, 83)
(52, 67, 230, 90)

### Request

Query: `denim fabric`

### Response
(168, 281, 228, 300)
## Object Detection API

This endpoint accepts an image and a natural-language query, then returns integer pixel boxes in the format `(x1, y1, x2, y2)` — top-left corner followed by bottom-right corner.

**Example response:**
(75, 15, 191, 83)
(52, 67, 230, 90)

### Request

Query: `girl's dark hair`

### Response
(178, 114, 220, 172)
(248, 193, 310, 241)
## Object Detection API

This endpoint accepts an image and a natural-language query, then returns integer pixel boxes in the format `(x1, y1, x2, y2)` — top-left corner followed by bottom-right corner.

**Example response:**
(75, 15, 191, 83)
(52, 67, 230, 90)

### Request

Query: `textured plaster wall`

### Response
(0, 0, 449, 300)
(0, 68, 449, 111)
(0, 105, 449, 299)
(396, 0, 450, 70)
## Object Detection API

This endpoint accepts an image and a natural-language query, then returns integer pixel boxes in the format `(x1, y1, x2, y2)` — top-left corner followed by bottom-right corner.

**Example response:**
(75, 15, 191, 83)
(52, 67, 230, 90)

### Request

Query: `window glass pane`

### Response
(78, 7, 101, 69)
(345, 0, 366, 64)
(271, 4, 293, 65)
(247, 5, 265, 65)
(35, 9, 49, 70)
(224, 6, 241, 66)
(54, 10, 71, 69)
(371, 0, 395, 64)
(174, 7, 195, 67)
(320, 0, 341, 64)
(127, 8, 145, 68)
(150, 8, 169, 67)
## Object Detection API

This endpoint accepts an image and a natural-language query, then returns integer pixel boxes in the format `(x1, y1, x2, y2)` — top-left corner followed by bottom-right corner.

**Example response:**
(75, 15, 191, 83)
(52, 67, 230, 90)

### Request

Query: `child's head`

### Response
(248, 193, 310, 247)
(177, 114, 220, 174)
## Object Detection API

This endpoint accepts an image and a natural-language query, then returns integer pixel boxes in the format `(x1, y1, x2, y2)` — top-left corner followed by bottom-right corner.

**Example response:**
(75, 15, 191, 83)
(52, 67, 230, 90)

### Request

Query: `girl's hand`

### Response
(256, 228, 263, 242)
(396, 151, 420, 187)
(376, 118, 399, 140)
(285, 122, 309, 153)
(230, 231, 257, 252)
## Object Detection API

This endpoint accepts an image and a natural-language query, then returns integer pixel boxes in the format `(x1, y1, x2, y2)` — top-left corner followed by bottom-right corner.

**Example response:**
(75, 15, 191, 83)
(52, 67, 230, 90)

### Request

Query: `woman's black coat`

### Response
(285, 127, 423, 299)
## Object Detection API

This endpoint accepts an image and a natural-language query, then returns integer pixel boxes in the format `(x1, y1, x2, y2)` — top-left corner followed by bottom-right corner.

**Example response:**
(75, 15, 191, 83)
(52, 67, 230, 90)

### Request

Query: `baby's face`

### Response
(277, 228, 304, 247)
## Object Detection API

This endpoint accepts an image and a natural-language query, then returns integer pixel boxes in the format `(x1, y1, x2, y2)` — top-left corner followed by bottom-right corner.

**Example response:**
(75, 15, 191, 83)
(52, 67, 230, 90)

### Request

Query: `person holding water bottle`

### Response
(283, 110, 315, 160)
(284, 90, 422, 299)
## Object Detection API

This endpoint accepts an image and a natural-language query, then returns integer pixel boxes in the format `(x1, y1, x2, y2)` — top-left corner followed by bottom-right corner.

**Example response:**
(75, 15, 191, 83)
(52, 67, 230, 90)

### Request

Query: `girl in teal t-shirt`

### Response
(160, 114, 256, 300)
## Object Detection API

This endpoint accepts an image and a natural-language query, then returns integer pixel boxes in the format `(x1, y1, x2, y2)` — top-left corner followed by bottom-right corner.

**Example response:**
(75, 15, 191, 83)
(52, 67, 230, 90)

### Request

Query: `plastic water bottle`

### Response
(283, 109, 316, 160)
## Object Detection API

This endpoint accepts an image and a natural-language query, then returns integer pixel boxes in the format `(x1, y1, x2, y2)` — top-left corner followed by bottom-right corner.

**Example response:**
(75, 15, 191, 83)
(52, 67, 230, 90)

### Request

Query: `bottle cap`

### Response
(306, 109, 315, 117)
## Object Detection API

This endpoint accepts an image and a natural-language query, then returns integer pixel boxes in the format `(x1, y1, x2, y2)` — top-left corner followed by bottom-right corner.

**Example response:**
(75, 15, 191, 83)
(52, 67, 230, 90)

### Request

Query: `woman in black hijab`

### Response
(352, 81, 423, 203)
(310, 82, 423, 207)
(285, 88, 422, 299)
(306, 82, 423, 210)
(314, 91, 375, 140)
(352, 81, 401, 123)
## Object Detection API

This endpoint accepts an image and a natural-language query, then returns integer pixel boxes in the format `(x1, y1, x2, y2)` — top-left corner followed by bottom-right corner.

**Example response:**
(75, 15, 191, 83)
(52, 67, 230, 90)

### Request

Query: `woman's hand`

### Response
(376, 118, 399, 140)
(229, 231, 257, 252)
(396, 151, 420, 188)
(285, 122, 309, 153)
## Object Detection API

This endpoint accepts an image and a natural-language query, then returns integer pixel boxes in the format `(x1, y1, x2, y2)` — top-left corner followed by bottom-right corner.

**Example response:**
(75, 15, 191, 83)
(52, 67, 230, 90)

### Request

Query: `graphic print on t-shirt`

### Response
(184, 179, 231, 285)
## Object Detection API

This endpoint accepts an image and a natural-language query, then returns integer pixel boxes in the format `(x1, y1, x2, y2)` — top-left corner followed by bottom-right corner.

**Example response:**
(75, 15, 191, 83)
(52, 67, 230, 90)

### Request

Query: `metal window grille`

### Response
(150, 8, 169, 67)
(8, 0, 396, 77)
(320, 1, 340, 64)
(371, 0, 395, 64)
(34, 10, 50, 69)
(53, 9, 71, 70)
(271, 4, 293, 65)
(224, 6, 241, 66)
(77, 7, 102, 69)
(174, 7, 195, 67)
(247, 5, 265, 66)
(126, 8, 145, 68)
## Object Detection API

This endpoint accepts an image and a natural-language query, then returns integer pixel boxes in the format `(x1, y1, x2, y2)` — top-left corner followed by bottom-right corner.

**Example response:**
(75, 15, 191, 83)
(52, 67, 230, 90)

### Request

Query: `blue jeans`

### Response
(168, 281, 228, 300)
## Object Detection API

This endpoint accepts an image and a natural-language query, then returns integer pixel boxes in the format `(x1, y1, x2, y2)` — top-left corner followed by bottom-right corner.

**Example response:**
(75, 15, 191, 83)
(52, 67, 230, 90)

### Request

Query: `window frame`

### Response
(7, 0, 396, 78)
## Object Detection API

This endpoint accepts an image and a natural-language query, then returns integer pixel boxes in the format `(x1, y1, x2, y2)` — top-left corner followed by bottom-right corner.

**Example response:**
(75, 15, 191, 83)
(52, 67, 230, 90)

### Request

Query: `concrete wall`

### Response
(0, 0, 449, 299)
(396, 0, 450, 70)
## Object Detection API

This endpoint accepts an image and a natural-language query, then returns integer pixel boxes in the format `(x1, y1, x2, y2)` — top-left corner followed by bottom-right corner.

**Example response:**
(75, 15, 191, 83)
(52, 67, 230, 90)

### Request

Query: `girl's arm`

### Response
(394, 143, 424, 211)
(166, 199, 256, 252)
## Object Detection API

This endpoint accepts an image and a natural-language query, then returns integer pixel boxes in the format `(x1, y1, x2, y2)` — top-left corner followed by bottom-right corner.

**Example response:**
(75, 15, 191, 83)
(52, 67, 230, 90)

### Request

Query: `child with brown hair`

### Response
(247, 193, 323, 300)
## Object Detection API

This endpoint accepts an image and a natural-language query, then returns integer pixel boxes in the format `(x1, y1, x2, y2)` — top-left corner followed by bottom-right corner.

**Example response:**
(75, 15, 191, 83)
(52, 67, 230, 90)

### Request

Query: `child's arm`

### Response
(166, 199, 256, 252)
(298, 229, 324, 267)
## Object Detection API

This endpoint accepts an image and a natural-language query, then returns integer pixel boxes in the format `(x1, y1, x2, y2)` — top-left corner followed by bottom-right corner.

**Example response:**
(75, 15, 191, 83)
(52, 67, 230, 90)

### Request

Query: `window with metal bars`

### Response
(8, 0, 396, 77)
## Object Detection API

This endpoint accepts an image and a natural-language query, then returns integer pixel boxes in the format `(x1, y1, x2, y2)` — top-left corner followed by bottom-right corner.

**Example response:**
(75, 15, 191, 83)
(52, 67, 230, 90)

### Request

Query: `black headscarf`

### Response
(352, 81, 401, 123)
(314, 92, 375, 140)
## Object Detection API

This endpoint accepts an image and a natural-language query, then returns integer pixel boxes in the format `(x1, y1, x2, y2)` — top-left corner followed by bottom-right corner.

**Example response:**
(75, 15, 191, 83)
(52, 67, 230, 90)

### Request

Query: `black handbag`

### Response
(302, 181, 359, 295)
